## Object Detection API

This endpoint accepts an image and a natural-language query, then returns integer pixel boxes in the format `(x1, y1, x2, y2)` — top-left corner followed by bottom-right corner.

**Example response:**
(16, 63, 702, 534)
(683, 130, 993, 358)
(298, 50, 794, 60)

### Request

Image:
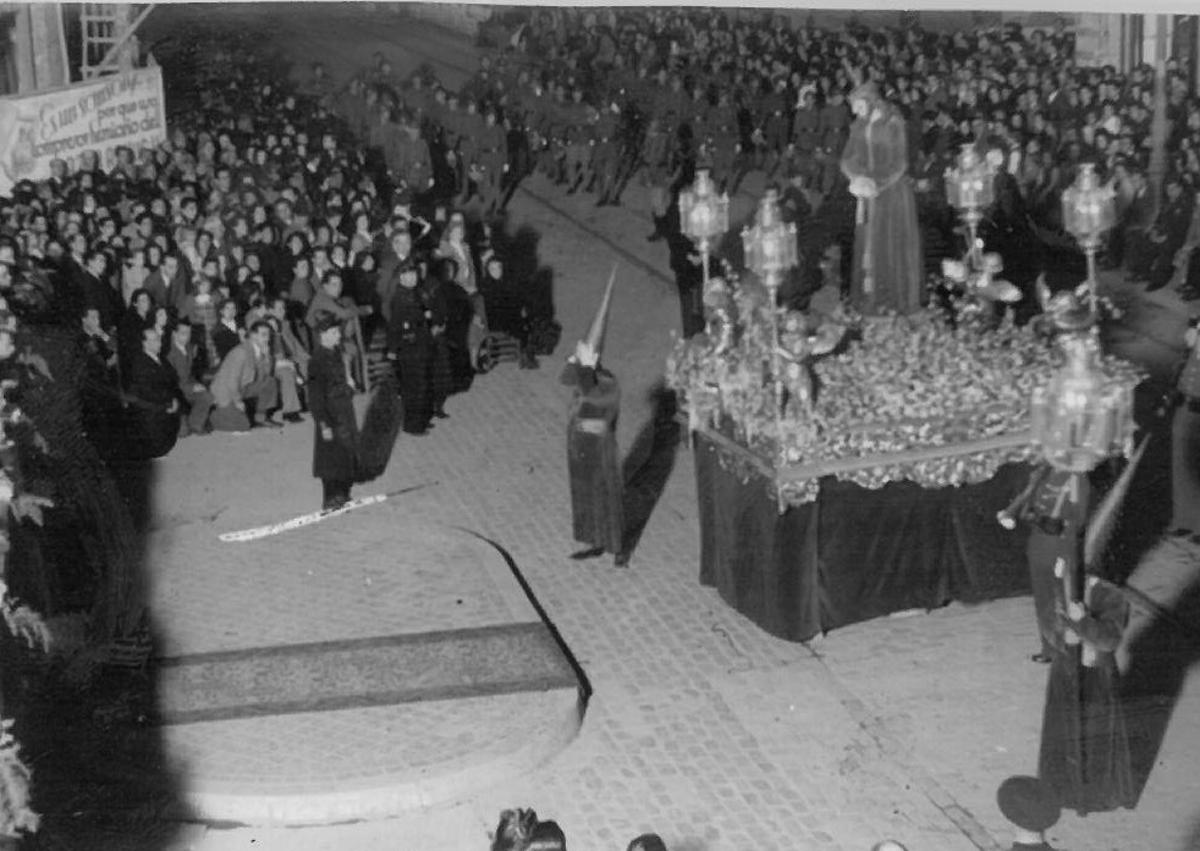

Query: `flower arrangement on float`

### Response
(665, 272, 1144, 507)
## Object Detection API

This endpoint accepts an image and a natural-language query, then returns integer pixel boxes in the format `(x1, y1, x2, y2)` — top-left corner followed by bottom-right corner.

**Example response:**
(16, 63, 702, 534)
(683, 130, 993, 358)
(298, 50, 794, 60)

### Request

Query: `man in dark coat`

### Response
(385, 259, 432, 435)
(418, 262, 454, 419)
(1127, 174, 1194, 290)
(561, 270, 625, 566)
(165, 320, 215, 437)
(124, 324, 182, 459)
(80, 250, 121, 331)
(308, 312, 360, 511)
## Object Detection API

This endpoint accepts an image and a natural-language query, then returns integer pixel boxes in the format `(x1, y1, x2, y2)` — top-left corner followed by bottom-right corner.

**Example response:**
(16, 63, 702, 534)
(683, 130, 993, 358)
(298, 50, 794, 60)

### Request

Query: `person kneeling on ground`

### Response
(208, 319, 281, 432)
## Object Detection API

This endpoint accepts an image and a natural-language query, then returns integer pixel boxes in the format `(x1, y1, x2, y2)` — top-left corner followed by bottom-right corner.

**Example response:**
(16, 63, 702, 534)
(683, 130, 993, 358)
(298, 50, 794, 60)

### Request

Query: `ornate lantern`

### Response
(1061, 163, 1116, 311)
(741, 189, 800, 441)
(679, 168, 730, 284)
(741, 188, 798, 289)
(945, 143, 995, 234)
(1029, 304, 1135, 474)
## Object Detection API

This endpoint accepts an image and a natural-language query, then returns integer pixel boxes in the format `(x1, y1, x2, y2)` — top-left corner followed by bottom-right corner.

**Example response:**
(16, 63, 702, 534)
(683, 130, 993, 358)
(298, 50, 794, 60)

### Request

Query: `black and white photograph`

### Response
(0, 2, 1197, 849)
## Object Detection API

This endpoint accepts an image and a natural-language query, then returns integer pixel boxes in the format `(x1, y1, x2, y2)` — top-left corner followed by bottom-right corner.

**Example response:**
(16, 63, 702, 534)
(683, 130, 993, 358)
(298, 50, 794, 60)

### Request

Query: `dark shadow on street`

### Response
(2, 312, 189, 848)
(1120, 567, 1200, 803)
(1097, 383, 1176, 586)
(621, 381, 682, 559)
(1180, 808, 1200, 851)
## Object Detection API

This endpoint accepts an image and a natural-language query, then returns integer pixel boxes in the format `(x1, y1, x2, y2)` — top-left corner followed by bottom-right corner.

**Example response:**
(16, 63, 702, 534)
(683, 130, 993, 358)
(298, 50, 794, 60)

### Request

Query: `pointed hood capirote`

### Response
(583, 265, 618, 364)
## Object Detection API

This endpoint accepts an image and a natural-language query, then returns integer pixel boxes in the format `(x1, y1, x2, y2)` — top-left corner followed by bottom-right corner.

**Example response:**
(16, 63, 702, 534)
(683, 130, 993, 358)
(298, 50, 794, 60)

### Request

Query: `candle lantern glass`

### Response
(741, 191, 798, 282)
(680, 168, 730, 245)
(1031, 329, 1135, 472)
(1062, 163, 1116, 243)
(945, 144, 995, 212)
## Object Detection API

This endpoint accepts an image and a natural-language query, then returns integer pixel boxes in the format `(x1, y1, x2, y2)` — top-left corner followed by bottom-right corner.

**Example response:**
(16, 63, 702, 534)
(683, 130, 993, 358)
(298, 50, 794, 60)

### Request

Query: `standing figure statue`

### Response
(839, 81, 923, 315)
(561, 269, 626, 567)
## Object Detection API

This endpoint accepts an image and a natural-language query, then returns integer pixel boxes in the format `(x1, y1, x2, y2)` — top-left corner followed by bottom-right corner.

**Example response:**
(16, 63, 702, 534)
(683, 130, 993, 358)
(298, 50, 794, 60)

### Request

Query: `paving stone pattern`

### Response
(137, 7, 1200, 851)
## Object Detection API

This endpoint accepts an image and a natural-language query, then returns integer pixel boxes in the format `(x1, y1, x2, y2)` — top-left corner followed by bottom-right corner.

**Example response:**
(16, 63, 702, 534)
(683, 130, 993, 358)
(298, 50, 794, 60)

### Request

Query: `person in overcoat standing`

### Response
(308, 312, 360, 510)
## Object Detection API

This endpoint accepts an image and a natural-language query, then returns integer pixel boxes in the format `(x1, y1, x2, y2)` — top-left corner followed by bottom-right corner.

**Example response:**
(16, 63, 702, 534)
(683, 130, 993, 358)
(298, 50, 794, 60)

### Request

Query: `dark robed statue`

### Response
(561, 269, 626, 566)
(840, 81, 924, 315)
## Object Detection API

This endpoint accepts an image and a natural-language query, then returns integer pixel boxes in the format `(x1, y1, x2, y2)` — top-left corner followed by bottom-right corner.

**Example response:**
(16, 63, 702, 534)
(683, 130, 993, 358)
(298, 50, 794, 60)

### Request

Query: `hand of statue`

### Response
(1066, 601, 1086, 622)
(850, 175, 877, 198)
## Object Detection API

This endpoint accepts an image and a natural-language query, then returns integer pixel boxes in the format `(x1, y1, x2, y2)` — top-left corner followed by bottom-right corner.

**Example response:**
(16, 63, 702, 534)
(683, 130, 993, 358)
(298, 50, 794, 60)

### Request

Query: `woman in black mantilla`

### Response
(561, 270, 626, 566)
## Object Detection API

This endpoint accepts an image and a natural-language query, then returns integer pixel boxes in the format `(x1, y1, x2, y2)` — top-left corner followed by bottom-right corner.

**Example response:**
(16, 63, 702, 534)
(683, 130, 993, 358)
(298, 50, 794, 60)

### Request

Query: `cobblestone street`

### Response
(124, 7, 1200, 851)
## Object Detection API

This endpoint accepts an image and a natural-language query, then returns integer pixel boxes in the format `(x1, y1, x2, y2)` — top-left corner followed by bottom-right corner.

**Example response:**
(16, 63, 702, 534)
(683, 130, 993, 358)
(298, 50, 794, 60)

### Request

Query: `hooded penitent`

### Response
(583, 265, 617, 365)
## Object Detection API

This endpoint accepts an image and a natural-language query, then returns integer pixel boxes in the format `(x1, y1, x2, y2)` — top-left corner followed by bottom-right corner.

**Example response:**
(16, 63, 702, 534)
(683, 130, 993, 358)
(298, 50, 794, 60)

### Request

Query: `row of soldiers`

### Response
(304, 47, 861, 224)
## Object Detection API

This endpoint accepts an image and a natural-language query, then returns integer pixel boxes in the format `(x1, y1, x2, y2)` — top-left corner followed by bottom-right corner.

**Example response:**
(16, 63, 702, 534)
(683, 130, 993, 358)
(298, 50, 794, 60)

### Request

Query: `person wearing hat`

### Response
(839, 79, 923, 315)
(385, 258, 433, 435)
(561, 269, 626, 566)
(996, 776, 1060, 850)
(308, 311, 359, 511)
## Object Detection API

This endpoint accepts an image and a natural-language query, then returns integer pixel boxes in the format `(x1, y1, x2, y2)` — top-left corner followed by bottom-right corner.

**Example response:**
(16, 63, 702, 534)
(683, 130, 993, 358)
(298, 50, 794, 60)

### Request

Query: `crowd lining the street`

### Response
(349, 7, 1200, 310)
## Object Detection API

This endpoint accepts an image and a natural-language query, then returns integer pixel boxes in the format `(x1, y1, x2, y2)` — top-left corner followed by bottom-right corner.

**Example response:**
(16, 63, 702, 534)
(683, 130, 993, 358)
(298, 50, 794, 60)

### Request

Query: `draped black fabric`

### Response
(695, 434, 1032, 642)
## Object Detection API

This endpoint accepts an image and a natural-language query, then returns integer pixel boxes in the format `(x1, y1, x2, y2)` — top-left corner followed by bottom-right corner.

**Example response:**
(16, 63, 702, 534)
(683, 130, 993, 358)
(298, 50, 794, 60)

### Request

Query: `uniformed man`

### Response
(592, 101, 622, 206)
(818, 87, 851, 159)
(309, 312, 360, 511)
(386, 259, 433, 436)
(476, 106, 509, 215)
(761, 77, 791, 177)
(792, 86, 821, 180)
(457, 97, 485, 205)
(563, 94, 593, 195)
(641, 114, 673, 241)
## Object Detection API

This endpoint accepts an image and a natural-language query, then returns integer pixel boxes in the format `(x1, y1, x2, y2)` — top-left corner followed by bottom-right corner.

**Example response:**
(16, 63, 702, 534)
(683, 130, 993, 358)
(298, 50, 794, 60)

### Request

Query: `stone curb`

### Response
(175, 687, 583, 827)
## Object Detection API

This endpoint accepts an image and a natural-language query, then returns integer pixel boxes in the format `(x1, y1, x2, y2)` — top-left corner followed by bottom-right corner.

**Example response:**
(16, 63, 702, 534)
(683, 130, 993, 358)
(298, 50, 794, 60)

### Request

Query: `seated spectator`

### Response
(124, 323, 182, 458)
(116, 289, 154, 387)
(78, 304, 122, 440)
(1127, 174, 1194, 290)
(478, 253, 537, 369)
(166, 320, 215, 436)
(264, 295, 309, 423)
(211, 298, 244, 364)
(208, 319, 280, 432)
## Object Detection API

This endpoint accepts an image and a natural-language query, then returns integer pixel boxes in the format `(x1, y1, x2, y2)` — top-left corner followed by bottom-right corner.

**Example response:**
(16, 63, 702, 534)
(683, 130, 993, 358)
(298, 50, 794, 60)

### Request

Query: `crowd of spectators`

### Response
(0, 26, 558, 469)
(347, 8, 1200, 308)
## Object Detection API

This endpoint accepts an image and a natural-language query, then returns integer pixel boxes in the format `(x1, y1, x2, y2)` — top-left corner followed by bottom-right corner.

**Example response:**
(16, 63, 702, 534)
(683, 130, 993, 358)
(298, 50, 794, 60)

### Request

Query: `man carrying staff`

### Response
(308, 312, 360, 512)
(561, 268, 626, 567)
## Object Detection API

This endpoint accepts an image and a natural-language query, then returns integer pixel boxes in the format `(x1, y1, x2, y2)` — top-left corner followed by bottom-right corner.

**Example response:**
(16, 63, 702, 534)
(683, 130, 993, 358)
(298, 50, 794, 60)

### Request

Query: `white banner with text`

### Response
(0, 67, 166, 195)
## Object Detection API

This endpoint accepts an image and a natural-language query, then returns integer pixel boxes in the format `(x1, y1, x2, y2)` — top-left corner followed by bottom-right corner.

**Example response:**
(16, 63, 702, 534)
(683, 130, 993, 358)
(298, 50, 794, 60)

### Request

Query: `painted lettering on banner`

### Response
(0, 67, 165, 194)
